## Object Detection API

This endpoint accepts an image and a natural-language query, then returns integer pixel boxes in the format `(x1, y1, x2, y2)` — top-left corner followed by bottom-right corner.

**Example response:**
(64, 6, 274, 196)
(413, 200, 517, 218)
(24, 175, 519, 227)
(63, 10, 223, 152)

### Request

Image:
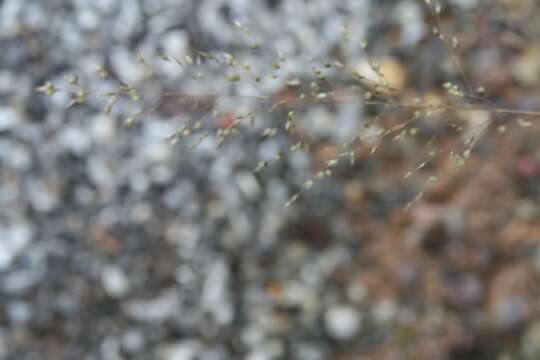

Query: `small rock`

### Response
(0, 223, 33, 271)
(235, 172, 262, 199)
(59, 126, 92, 155)
(201, 260, 233, 325)
(121, 329, 145, 354)
(395, 1, 425, 46)
(77, 8, 100, 31)
(101, 265, 130, 298)
(158, 340, 200, 360)
(160, 30, 190, 77)
(0, 330, 6, 358)
(372, 299, 398, 324)
(27, 179, 59, 213)
(379, 57, 407, 91)
(492, 296, 530, 329)
(488, 265, 534, 329)
(522, 322, 540, 360)
(324, 305, 362, 340)
(123, 290, 180, 323)
(110, 46, 146, 84)
(512, 46, 540, 87)
(3, 269, 41, 294)
(347, 282, 368, 303)
(0, 107, 22, 131)
(6, 301, 31, 325)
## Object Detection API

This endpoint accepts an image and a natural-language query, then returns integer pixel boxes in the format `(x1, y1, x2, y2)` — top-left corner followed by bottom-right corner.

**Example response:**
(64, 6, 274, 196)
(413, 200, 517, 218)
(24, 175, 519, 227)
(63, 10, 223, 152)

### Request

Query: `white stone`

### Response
(77, 8, 100, 31)
(90, 115, 116, 143)
(59, 126, 91, 155)
(201, 260, 233, 325)
(110, 47, 146, 84)
(0, 107, 21, 131)
(122, 330, 145, 353)
(102, 265, 130, 298)
(324, 305, 362, 340)
(158, 341, 200, 360)
(123, 290, 180, 322)
(0, 223, 32, 271)
(161, 30, 189, 59)
(235, 172, 261, 199)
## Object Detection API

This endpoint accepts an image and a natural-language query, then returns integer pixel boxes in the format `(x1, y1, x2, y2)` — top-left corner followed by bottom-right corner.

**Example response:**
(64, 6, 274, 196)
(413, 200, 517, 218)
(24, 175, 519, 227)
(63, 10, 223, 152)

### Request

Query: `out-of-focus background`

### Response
(2, 0, 540, 359)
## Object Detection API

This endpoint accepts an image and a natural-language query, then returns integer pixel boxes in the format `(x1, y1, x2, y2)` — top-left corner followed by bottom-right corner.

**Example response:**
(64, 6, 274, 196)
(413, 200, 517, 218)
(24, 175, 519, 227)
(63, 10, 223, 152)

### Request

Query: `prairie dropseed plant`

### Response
(36, 0, 540, 210)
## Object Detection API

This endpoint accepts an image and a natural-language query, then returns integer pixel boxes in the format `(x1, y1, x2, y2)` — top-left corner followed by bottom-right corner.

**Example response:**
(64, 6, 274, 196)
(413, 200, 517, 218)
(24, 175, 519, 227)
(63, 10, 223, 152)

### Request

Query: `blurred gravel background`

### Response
(3, 0, 540, 359)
